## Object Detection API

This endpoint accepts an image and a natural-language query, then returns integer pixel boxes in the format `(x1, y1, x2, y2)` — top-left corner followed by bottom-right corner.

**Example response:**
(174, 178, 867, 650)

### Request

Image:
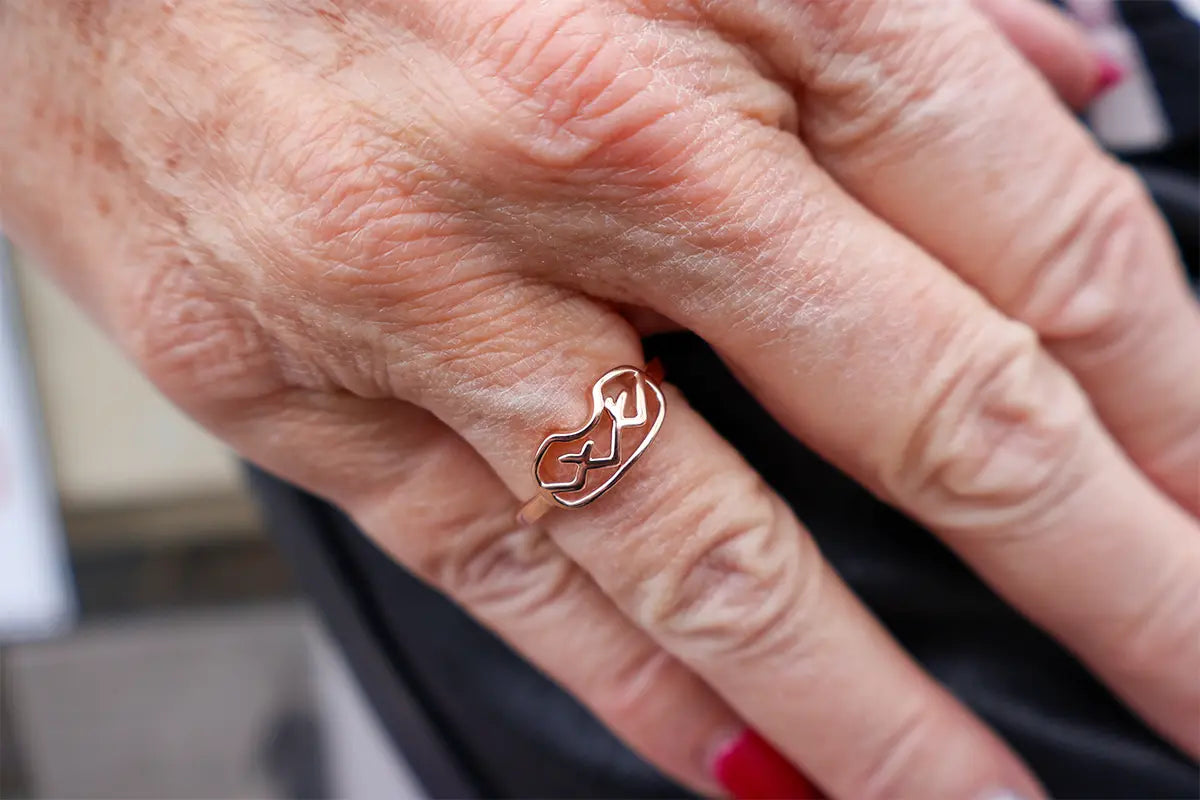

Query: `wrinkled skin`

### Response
(2, 1, 1198, 798)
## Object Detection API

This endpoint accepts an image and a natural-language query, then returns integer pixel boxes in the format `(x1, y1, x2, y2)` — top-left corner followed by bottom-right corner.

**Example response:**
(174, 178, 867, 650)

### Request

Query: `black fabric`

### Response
(1116, 1, 1200, 146)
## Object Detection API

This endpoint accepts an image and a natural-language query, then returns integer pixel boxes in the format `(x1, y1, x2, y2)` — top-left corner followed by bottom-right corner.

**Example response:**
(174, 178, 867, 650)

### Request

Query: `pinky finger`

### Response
(205, 388, 816, 798)
(975, 0, 1117, 109)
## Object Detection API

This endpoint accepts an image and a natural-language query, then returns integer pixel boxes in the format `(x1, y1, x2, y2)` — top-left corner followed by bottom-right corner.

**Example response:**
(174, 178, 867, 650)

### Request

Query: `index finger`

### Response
(744, 0, 1200, 515)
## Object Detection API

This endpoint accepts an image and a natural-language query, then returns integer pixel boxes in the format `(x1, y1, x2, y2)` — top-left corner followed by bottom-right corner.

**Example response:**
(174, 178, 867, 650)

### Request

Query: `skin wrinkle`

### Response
(1014, 182, 1143, 341)
(228, 391, 429, 500)
(664, 192, 850, 349)
(124, 73, 494, 399)
(405, 303, 635, 448)
(795, 1, 1200, 539)
(854, 700, 941, 800)
(905, 336, 1094, 532)
(216, 380, 733, 792)
(648, 512, 803, 660)
(423, 516, 580, 617)
(452, 2, 666, 169)
(127, 264, 283, 400)
(474, 110, 820, 326)
(797, 6, 1199, 532)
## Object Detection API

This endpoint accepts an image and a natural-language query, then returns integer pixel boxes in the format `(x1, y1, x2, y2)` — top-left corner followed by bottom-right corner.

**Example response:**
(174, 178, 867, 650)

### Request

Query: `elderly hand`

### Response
(3, 1, 1197, 797)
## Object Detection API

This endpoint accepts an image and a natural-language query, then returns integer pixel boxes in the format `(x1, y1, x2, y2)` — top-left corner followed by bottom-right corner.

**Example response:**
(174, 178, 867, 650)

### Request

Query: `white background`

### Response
(0, 242, 73, 641)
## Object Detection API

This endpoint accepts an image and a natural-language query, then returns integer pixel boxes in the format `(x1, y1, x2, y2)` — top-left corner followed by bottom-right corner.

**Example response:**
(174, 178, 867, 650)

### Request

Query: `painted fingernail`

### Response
(1095, 54, 1125, 94)
(712, 730, 821, 799)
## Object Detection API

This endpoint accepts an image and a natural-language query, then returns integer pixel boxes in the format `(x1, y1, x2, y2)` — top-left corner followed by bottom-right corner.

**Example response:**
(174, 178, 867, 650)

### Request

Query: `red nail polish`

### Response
(1095, 55, 1125, 94)
(712, 730, 821, 799)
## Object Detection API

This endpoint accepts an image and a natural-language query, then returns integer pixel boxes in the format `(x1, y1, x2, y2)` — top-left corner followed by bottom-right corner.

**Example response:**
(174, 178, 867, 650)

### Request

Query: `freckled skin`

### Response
(1, 2, 1197, 798)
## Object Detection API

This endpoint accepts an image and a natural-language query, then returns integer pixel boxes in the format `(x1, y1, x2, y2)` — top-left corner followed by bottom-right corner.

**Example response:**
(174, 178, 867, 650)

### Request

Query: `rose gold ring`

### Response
(517, 361, 666, 526)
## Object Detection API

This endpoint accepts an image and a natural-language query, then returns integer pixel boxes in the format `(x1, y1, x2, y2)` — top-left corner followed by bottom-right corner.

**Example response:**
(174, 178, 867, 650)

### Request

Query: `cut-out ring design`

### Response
(517, 363, 666, 525)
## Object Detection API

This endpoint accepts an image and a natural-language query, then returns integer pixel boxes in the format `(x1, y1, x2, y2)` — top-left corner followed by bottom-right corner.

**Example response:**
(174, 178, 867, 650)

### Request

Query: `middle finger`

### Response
(608, 114, 1200, 756)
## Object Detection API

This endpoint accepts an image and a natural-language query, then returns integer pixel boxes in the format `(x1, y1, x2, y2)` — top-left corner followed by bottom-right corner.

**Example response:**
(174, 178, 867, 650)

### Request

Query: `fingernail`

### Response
(711, 730, 821, 799)
(979, 791, 1033, 800)
(1095, 54, 1125, 94)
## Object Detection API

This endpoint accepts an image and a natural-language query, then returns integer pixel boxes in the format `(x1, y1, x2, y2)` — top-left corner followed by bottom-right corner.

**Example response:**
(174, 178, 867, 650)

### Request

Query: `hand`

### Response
(2, 1, 1196, 798)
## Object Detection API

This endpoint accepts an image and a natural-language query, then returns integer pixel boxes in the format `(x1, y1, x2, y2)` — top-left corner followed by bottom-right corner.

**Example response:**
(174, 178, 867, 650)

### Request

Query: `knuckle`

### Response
(272, 116, 474, 298)
(1013, 164, 1160, 342)
(411, 509, 578, 618)
(460, 1, 679, 169)
(833, 696, 996, 799)
(1146, 421, 1200, 509)
(893, 321, 1093, 531)
(844, 699, 990, 800)
(406, 294, 619, 403)
(851, 703, 940, 800)
(121, 258, 285, 405)
(799, 2, 984, 155)
(633, 477, 810, 661)
(1105, 562, 1200, 692)
(243, 110, 510, 397)
(595, 646, 679, 726)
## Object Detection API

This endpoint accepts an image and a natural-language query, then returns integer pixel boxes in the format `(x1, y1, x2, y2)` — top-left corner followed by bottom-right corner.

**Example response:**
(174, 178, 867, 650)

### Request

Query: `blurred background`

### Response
(0, 241, 424, 799)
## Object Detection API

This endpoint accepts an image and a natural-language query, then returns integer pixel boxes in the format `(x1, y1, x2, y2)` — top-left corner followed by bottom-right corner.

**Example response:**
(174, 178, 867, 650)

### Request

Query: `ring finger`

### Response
(394, 287, 1044, 800)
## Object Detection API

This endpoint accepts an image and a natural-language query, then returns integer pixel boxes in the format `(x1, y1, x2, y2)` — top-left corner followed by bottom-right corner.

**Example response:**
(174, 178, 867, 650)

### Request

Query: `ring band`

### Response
(517, 361, 666, 525)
